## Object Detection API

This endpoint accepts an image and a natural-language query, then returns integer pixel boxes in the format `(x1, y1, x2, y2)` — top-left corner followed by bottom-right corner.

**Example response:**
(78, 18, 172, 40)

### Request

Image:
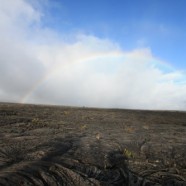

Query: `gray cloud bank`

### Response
(1, 0, 186, 110)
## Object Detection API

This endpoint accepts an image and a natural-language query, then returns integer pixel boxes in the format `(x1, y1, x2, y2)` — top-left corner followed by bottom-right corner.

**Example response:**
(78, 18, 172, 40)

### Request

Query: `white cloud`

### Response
(0, 0, 186, 110)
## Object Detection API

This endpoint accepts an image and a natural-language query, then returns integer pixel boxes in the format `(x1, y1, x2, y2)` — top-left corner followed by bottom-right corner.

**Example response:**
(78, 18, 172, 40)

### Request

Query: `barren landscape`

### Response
(0, 102, 186, 185)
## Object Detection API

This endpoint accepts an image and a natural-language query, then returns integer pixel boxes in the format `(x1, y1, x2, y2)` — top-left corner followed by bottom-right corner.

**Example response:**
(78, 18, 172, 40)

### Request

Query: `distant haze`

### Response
(0, 0, 186, 110)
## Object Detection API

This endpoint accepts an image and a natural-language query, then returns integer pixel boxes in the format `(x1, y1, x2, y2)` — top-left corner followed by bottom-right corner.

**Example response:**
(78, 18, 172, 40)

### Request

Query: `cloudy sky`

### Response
(1, 0, 186, 110)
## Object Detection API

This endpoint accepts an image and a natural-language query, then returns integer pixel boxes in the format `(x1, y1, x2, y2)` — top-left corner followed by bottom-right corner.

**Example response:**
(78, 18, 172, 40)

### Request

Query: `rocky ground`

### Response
(0, 102, 186, 185)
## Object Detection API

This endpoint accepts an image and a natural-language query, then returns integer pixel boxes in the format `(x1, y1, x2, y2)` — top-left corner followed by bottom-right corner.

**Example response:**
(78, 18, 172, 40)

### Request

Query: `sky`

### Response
(0, 0, 186, 110)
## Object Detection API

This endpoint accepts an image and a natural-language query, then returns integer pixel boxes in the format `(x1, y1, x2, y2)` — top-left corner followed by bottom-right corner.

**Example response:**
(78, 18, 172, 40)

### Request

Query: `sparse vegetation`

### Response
(0, 103, 185, 185)
(123, 148, 135, 159)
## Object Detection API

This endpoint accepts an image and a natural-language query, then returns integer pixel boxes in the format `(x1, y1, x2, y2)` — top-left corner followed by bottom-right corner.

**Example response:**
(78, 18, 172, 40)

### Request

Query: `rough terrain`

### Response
(0, 103, 186, 185)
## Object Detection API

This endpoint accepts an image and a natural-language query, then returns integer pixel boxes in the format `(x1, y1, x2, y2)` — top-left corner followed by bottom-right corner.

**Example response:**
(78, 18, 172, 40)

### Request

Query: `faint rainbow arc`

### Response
(20, 51, 123, 103)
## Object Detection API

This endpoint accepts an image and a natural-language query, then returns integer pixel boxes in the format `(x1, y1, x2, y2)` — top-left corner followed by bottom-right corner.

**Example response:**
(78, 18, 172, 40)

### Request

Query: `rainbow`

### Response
(20, 51, 124, 103)
(20, 49, 174, 104)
